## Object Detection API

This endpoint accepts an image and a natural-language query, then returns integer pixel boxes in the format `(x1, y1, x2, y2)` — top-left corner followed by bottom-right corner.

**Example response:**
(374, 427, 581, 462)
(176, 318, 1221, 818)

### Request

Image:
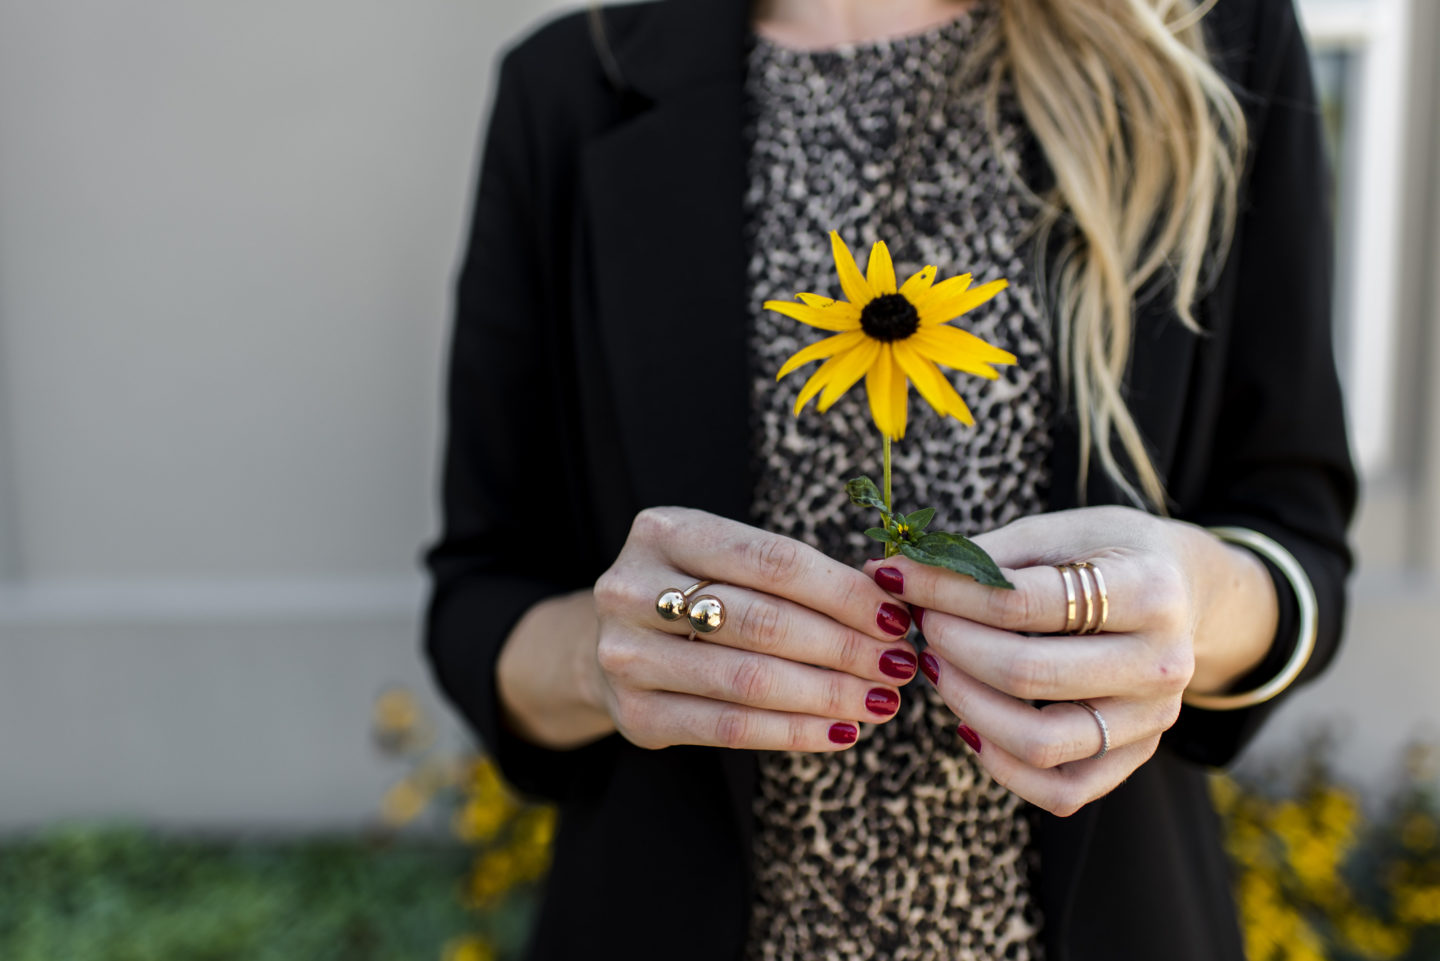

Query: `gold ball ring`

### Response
(655, 580, 713, 622)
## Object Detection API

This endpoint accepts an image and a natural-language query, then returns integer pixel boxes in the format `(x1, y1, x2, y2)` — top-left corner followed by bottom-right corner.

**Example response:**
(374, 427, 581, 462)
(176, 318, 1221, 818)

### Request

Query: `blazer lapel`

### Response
(580, 0, 760, 860)
(581, 0, 754, 524)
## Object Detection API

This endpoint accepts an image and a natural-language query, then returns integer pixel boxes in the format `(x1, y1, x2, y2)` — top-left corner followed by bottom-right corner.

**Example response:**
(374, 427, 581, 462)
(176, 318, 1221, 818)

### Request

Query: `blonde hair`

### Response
(988, 0, 1247, 509)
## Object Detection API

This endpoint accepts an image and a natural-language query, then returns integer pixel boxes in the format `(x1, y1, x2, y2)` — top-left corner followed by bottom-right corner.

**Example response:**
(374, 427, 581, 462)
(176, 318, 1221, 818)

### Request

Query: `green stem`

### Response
(882, 434, 895, 558)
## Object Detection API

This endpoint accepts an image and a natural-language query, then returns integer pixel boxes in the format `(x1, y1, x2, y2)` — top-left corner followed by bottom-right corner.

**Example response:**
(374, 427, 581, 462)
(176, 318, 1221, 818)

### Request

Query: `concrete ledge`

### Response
(0, 578, 467, 833)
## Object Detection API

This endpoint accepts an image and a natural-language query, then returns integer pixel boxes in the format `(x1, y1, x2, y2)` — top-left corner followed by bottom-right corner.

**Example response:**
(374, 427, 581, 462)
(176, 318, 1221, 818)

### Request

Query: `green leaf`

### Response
(906, 507, 936, 532)
(845, 476, 887, 512)
(898, 531, 1015, 589)
(863, 527, 894, 543)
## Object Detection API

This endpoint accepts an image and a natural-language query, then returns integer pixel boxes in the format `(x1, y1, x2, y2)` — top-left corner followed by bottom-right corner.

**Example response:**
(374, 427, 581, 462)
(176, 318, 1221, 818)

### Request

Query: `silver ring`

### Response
(1073, 701, 1110, 760)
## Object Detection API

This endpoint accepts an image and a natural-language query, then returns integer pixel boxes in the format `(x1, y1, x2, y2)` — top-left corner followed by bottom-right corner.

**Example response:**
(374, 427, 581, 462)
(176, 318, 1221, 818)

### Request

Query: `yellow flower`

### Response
(378, 776, 430, 827)
(765, 231, 1015, 440)
(443, 936, 496, 961)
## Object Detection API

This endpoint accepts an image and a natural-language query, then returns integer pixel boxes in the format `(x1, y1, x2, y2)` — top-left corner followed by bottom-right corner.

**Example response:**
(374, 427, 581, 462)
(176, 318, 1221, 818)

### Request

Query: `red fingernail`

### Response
(957, 724, 982, 753)
(873, 567, 904, 594)
(913, 607, 926, 632)
(920, 653, 940, 684)
(879, 648, 917, 679)
(829, 722, 858, 744)
(866, 688, 899, 716)
(877, 602, 911, 636)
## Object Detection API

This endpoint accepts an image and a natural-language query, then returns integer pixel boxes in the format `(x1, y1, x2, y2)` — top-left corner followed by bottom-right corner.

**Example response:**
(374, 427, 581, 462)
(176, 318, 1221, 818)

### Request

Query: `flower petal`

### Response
(793, 353, 844, 415)
(866, 241, 897, 294)
(899, 265, 938, 298)
(830, 231, 875, 306)
(817, 338, 881, 412)
(911, 325, 1016, 378)
(916, 276, 1008, 326)
(776, 330, 867, 380)
(763, 298, 861, 332)
(889, 353, 909, 439)
(864, 345, 894, 439)
(894, 341, 975, 425)
(915, 273, 970, 313)
(796, 292, 863, 323)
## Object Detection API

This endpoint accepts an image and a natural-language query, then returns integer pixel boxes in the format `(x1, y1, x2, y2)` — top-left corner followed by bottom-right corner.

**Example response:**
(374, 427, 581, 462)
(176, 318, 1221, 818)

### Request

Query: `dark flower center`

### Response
(859, 293, 920, 342)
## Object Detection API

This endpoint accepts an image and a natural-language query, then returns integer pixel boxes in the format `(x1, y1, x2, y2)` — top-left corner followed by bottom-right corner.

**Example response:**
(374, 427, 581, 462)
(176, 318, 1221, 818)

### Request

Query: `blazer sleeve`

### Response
(422, 47, 620, 802)
(1166, 0, 1359, 766)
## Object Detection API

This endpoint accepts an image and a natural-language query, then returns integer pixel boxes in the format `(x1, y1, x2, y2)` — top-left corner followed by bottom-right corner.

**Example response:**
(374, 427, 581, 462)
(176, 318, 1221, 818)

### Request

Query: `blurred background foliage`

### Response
(5, 691, 1440, 961)
(1217, 737, 1440, 961)
(0, 826, 472, 961)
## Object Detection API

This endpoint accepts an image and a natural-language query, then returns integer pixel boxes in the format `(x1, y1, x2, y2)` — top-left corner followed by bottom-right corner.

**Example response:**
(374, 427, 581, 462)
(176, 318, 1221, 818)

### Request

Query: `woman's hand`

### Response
(861, 506, 1278, 816)
(499, 507, 921, 753)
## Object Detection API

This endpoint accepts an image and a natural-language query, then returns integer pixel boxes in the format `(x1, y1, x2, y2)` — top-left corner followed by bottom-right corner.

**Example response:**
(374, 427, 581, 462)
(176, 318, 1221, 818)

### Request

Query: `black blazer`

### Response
(423, 1, 1356, 958)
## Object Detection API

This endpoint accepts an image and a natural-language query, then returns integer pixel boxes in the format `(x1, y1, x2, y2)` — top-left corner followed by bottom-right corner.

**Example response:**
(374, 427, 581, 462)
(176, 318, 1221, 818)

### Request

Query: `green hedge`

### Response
(0, 825, 485, 961)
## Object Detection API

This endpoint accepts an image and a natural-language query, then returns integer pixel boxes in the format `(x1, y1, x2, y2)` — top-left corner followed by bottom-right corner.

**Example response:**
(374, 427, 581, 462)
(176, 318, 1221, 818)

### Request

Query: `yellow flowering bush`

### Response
(371, 688, 555, 961)
(1215, 738, 1440, 961)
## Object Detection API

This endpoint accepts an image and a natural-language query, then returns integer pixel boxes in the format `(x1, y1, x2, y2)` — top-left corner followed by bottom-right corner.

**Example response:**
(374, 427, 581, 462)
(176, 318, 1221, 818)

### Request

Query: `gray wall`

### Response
(0, 0, 576, 831)
(0, 0, 1436, 831)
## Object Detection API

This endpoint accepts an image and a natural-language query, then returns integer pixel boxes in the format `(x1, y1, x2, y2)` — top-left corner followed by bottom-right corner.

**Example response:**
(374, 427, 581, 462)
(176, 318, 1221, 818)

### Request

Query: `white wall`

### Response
(0, 0, 577, 830)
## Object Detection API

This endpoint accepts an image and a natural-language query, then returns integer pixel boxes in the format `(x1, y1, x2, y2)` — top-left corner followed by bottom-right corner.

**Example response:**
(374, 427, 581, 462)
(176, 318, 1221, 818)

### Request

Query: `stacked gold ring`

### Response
(655, 580, 726, 639)
(1055, 562, 1109, 635)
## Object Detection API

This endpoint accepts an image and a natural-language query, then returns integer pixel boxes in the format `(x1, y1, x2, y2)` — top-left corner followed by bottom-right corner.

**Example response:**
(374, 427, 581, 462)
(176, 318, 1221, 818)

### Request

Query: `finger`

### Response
(617, 689, 864, 752)
(967, 507, 1158, 569)
(918, 608, 1193, 701)
(964, 732, 1161, 818)
(607, 631, 903, 723)
(926, 656, 1180, 767)
(647, 578, 920, 685)
(637, 508, 912, 641)
(862, 551, 1186, 636)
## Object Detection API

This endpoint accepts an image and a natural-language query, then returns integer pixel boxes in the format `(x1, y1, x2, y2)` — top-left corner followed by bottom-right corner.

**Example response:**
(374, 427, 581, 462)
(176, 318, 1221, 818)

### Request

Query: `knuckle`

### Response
(1153, 646, 1195, 694)
(592, 566, 629, 612)
(745, 536, 804, 588)
(986, 585, 1033, 631)
(1004, 651, 1055, 700)
(629, 507, 668, 542)
(714, 706, 752, 749)
(612, 697, 651, 745)
(1023, 734, 1070, 771)
(629, 506, 694, 549)
(1048, 790, 1085, 819)
(832, 572, 871, 616)
(785, 714, 809, 752)
(728, 656, 775, 706)
(594, 632, 635, 680)
(836, 631, 870, 676)
(736, 600, 786, 654)
(822, 673, 850, 718)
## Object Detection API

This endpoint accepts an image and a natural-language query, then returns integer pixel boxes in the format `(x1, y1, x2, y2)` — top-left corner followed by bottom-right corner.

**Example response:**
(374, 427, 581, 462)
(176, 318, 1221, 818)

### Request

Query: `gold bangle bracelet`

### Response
(1182, 526, 1319, 711)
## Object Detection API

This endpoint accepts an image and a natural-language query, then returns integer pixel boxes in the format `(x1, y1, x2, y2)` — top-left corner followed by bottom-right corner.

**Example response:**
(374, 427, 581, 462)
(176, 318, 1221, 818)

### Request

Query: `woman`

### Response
(424, 0, 1356, 958)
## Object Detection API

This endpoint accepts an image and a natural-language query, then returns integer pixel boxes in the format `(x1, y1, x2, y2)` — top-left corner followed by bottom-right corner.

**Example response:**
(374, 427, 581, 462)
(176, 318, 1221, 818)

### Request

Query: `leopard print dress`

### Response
(742, 6, 1052, 960)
